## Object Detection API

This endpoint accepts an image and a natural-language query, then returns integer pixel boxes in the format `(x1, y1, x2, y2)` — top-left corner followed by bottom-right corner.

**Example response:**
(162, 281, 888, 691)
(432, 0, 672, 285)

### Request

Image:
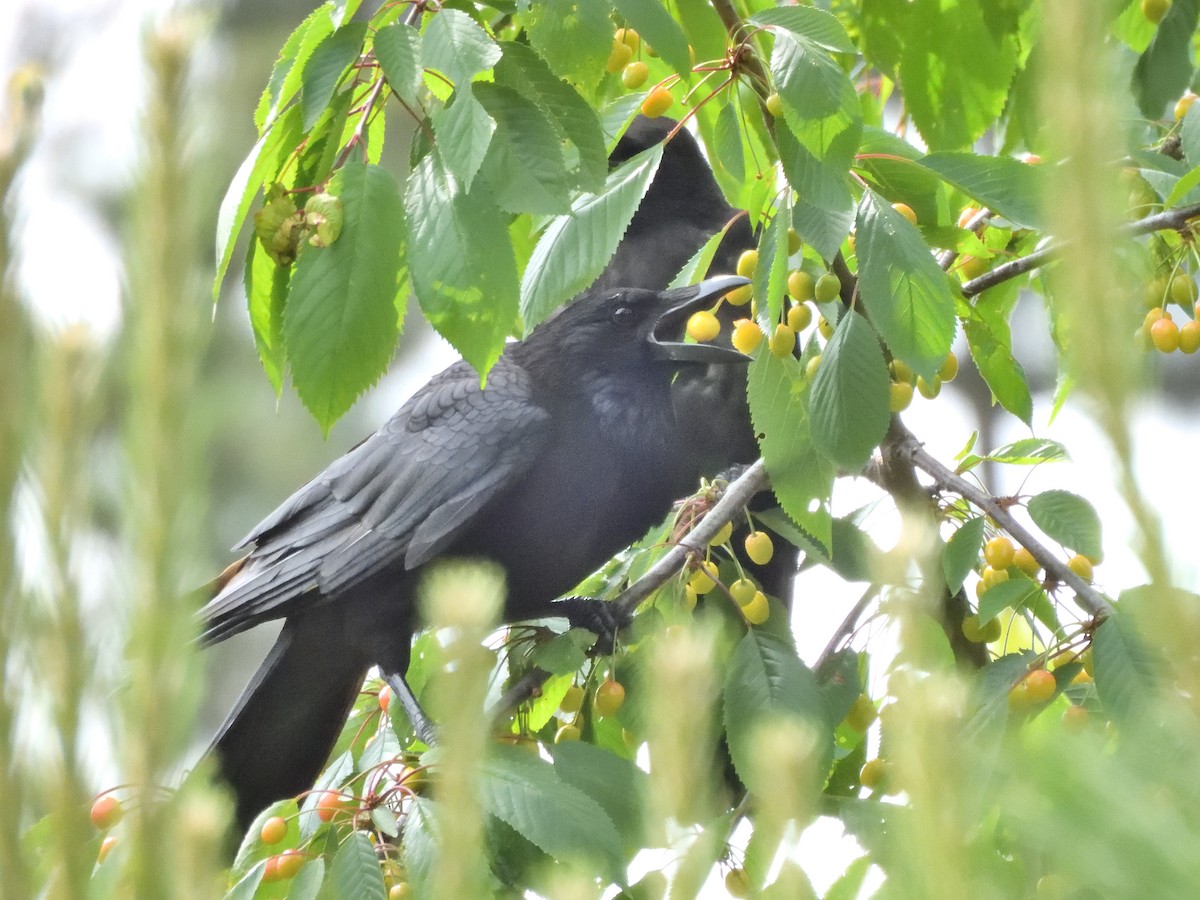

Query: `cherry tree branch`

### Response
(890, 423, 1116, 620)
(962, 200, 1200, 297)
(616, 459, 769, 616)
(488, 461, 770, 723)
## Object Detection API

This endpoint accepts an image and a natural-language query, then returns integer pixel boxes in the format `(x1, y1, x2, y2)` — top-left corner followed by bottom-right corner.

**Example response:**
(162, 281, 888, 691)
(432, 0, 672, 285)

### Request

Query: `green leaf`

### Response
(431, 86, 495, 192)
(854, 127, 942, 225)
(221, 864, 264, 900)
(1093, 612, 1162, 725)
(668, 224, 732, 289)
(480, 745, 625, 877)
(300, 23, 367, 130)
(255, 6, 334, 131)
(611, 0, 693, 75)
(213, 104, 303, 302)
(825, 856, 874, 900)
(751, 7, 857, 55)
(283, 163, 406, 432)
(792, 192, 854, 262)
(942, 517, 985, 595)
(523, 0, 612, 91)
(809, 312, 891, 471)
(899, 0, 1020, 150)
(747, 350, 835, 549)
(476, 83, 573, 214)
(967, 651, 1037, 738)
(402, 798, 437, 898)
(520, 144, 664, 330)
(770, 29, 858, 132)
(754, 193, 792, 324)
(1132, 0, 1198, 118)
(530, 628, 595, 675)
(919, 152, 1046, 229)
(330, 831, 386, 900)
(288, 858, 325, 900)
(714, 100, 745, 185)
(856, 190, 957, 379)
(963, 313, 1032, 425)
(986, 438, 1069, 465)
(244, 239, 288, 395)
(723, 631, 832, 792)
(493, 42, 607, 192)
(373, 21, 422, 105)
(406, 152, 519, 377)
(423, 8, 502, 86)
(977, 575, 1043, 625)
(551, 741, 647, 847)
(522, 672, 571, 732)
(1027, 489, 1103, 559)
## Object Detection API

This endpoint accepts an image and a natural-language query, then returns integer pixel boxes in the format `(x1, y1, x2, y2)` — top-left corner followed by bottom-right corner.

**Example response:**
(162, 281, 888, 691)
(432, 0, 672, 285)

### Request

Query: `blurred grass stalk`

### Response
(115, 15, 224, 897)
(422, 562, 504, 900)
(0, 64, 41, 900)
(1040, 3, 1197, 681)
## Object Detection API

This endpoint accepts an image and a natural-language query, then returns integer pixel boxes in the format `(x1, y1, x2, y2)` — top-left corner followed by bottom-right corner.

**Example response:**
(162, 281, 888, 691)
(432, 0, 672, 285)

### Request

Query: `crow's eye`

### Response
(611, 304, 636, 326)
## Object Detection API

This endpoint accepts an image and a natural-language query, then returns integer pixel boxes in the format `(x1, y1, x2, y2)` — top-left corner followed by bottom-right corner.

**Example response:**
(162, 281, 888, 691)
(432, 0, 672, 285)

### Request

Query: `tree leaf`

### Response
(530, 628, 595, 675)
(493, 42, 607, 192)
(1093, 612, 1162, 725)
(751, 6, 857, 55)
(402, 798, 438, 899)
(480, 745, 625, 877)
(919, 152, 1046, 229)
(611, 0, 693, 75)
(550, 741, 647, 848)
(1132, 0, 1198, 118)
(422, 8, 502, 87)
(476, 83, 573, 214)
(977, 575, 1043, 625)
(856, 190, 957, 379)
(288, 858, 326, 900)
(942, 517, 985, 595)
(255, 5, 334, 131)
(300, 23, 367, 130)
(213, 104, 303, 302)
(520, 144, 664, 330)
(747, 350, 835, 549)
(983, 438, 1069, 465)
(809, 311, 891, 471)
(373, 21, 423, 105)
(854, 127, 942, 225)
(963, 314, 1032, 426)
(406, 152, 519, 377)
(431, 85, 495, 192)
(283, 162, 406, 433)
(754, 192, 792, 324)
(244, 239, 288, 395)
(723, 631, 832, 792)
(523, 0, 611, 91)
(1027, 489, 1103, 559)
(966, 651, 1037, 738)
(898, 0, 1020, 150)
(330, 831, 387, 900)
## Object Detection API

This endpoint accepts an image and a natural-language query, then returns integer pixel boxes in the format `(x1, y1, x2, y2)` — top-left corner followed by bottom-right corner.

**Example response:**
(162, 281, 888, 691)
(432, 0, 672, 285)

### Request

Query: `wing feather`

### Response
(200, 358, 549, 643)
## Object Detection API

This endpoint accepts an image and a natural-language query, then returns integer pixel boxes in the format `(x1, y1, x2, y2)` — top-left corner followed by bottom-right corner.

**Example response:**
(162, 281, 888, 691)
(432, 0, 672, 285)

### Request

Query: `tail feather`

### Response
(210, 613, 368, 833)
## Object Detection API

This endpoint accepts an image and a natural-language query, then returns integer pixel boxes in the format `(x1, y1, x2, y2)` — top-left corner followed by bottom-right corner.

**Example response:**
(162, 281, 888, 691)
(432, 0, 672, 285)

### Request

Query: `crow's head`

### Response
(523, 276, 751, 382)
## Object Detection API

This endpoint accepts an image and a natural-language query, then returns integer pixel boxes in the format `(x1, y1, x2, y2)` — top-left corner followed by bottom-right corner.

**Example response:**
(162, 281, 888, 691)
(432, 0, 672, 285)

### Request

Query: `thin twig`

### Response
(814, 585, 881, 672)
(892, 424, 1115, 620)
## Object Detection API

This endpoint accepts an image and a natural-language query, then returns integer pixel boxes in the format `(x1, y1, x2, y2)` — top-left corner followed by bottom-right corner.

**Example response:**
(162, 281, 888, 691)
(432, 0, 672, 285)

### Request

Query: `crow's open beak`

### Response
(649, 275, 753, 364)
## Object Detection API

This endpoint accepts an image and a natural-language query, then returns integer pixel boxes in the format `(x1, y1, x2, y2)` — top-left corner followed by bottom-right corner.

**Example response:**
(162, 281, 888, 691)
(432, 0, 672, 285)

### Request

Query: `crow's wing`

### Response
(200, 357, 550, 643)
